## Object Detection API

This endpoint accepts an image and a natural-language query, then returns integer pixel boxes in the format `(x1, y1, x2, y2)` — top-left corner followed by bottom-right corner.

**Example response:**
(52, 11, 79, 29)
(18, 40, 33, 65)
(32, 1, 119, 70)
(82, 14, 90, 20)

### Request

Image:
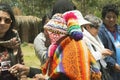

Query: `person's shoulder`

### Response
(117, 24, 120, 27)
(117, 25, 120, 32)
(35, 32, 45, 38)
(34, 32, 46, 42)
(99, 24, 105, 30)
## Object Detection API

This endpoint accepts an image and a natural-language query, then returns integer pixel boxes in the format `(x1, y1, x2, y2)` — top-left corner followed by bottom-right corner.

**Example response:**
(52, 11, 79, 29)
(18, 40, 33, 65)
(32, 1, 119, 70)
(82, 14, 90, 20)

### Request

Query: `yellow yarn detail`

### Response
(67, 19, 79, 27)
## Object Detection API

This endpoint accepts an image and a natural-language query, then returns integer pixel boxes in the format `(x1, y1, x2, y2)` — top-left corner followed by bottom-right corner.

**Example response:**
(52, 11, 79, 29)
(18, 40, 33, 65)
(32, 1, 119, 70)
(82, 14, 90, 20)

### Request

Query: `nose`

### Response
(109, 17, 116, 21)
(0, 19, 6, 24)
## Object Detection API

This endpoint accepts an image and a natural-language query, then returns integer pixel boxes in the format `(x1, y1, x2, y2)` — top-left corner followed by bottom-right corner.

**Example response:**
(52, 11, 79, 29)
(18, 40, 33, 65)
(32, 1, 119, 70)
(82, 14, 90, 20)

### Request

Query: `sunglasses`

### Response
(0, 17, 12, 24)
(90, 24, 99, 29)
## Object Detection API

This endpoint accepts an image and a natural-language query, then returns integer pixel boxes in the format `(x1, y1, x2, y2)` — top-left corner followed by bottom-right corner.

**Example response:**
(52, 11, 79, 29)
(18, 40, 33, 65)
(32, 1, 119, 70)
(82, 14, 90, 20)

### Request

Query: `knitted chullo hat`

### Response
(44, 13, 67, 57)
(44, 13, 67, 34)
(44, 13, 67, 44)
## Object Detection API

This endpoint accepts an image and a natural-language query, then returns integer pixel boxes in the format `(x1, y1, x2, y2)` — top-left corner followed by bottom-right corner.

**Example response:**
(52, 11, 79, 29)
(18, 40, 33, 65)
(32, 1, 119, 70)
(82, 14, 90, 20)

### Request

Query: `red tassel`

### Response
(63, 12, 77, 22)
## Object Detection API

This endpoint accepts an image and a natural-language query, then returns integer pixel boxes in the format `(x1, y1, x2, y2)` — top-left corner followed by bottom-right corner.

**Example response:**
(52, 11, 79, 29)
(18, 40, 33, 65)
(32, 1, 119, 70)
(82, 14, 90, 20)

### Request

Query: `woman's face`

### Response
(85, 24, 99, 37)
(0, 11, 12, 35)
(103, 11, 117, 27)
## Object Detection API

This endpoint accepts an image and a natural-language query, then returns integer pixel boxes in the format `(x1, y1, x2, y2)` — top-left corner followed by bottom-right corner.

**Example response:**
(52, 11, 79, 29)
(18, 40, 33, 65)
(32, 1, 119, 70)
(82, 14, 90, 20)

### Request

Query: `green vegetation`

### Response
(21, 43, 40, 68)
(0, 0, 120, 19)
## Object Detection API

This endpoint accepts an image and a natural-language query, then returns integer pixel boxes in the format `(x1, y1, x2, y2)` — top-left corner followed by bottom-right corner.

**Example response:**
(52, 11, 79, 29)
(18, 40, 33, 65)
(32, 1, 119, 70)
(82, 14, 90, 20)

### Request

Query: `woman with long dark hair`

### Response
(0, 3, 24, 80)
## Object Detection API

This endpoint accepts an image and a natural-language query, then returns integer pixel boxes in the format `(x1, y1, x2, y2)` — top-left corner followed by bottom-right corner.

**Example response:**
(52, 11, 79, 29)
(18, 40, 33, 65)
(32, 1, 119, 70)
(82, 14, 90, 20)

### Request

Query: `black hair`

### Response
(51, 0, 76, 17)
(41, 14, 50, 32)
(0, 3, 16, 40)
(102, 4, 119, 19)
(41, 0, 76, 32)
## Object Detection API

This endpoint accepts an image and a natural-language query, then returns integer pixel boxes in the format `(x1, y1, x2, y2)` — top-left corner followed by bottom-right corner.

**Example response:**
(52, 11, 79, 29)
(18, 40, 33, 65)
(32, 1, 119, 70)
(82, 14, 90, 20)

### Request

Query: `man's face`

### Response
(103, 11, 117, 27)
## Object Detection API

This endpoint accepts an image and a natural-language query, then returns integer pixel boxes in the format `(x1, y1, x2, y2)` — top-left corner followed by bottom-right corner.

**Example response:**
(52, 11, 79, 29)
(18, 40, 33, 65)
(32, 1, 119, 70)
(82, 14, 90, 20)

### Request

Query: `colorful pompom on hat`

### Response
(62, 10, 91, 40)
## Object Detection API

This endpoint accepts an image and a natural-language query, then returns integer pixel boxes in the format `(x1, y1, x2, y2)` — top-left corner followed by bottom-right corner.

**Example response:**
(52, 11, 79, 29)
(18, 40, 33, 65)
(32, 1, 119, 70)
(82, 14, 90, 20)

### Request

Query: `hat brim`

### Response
(78, 19, 91, 26)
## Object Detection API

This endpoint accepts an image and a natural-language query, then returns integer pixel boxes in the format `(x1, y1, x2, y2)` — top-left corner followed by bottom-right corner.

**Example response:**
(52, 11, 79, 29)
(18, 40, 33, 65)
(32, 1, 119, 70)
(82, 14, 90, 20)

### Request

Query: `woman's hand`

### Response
(32, 74, 47, 80)
(9, 64, 30, 77)
(1, 37, 21, 49)
(101, 48, 113, 56)
(114, 63, 120, 72)
(9, 37, 21, 49)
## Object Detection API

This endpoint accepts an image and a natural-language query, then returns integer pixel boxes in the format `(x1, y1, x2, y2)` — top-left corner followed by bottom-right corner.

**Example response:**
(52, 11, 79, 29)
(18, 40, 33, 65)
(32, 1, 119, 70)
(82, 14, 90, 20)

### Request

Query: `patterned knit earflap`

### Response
(44, 13, 67, 44)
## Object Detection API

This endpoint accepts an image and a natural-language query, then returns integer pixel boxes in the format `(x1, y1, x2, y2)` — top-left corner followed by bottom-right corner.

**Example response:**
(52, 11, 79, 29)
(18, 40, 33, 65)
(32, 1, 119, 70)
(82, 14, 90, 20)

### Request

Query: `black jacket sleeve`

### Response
(27, 67, 42, 78)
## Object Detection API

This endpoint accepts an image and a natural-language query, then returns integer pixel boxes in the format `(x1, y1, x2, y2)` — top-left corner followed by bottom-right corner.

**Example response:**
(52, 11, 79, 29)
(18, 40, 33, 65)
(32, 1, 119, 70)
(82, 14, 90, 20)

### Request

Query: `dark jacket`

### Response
(0, 29, 24, 80)
(98, 24, 120, 80)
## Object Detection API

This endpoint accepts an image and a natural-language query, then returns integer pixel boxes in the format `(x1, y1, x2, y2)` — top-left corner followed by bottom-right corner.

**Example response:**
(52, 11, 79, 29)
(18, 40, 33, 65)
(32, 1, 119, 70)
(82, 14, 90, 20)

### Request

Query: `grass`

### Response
(20, 43, 41, 80)
(21, 42, 40, 68)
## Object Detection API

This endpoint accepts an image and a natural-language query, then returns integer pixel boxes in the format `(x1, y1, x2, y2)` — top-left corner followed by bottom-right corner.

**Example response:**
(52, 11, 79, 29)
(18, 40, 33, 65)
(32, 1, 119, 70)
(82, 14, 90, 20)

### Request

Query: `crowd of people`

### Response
(0, 0, 120, 80)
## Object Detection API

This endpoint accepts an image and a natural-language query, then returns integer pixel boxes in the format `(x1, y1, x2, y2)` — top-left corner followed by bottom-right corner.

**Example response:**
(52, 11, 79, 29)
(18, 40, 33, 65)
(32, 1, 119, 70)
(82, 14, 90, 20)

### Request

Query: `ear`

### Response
(85, 24, 90, 30)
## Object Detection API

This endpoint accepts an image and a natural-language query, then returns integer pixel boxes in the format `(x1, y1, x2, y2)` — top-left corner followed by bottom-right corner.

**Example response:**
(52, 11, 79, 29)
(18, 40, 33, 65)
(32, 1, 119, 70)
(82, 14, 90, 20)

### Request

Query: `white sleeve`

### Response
(87, 43, 102, 61)
(33, 33, 48, 65)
